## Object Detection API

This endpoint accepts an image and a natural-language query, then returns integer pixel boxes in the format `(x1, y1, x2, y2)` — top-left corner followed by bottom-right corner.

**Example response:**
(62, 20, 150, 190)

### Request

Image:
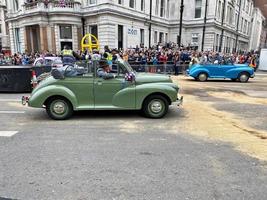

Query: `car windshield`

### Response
(117, 57, 134, 73)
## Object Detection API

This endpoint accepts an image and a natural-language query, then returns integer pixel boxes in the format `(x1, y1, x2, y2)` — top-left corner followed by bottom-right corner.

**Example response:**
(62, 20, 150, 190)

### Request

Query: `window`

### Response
(160, 0, 165, 17)
(88, 0, 96, 4)
(159, 32, 164, 43)
(195, 0, 202, 18)
(244, 20, 248, 33)
(60, 25, 72, 39)
(240, 17, 243, 32)
(14, 28, 21, 53)
(89, 25, 98, 39)
(141, 0, 145, 11)
(155, 0, 159, 15)
(118, 25, 123, 49)
(118, 0, 123, 4)
(217, 1, 221, 19)
(154, 31, 158, 43)
(166, 0, 170, 18)
(13, 0, 19, 11)
(192, 33, 199, 44)
(140, 29, 144, 45)
(243, 20, 248, 33)
(229, 7, 233, 25)
(129, 0, 135, 8)
(215, 34, 219, 51)
(165, 33, 168, 43)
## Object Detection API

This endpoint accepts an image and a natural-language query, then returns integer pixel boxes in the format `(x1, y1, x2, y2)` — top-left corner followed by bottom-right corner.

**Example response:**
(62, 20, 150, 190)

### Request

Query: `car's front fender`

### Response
(135, 83, 178, 109)
(28, 85, 78, 109)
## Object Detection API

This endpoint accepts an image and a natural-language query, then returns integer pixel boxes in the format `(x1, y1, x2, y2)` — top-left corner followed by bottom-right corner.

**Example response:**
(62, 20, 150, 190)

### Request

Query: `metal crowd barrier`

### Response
(128, 61, 190, 75)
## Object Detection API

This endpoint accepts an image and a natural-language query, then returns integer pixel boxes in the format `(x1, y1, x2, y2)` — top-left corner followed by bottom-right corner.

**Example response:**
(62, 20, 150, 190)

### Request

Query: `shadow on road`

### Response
(26, 107, 186, 121)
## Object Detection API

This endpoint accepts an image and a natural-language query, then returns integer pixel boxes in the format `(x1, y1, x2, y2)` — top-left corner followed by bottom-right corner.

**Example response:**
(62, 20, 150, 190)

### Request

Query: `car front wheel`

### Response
(46, 97, 73, 120)
(142, 95, 169, 119)
(238, 72, 249, 83)
(197, 73, 208, 82)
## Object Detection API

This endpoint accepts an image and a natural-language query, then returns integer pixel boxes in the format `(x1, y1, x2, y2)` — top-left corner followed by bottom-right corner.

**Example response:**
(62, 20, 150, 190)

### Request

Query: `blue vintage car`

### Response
(186, 63, 255, 83)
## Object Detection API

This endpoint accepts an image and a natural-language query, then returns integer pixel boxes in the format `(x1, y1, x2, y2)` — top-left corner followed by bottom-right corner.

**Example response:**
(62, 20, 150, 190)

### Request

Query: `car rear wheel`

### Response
(238, 72, 249, 83)
(198, 73, 208, 82)
(142, 95, 169, 119)
(46, 97, 73, 120)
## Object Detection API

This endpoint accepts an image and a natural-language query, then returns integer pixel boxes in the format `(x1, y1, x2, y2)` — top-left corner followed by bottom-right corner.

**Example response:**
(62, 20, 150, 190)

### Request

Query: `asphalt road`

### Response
(1, 72, 267, 200)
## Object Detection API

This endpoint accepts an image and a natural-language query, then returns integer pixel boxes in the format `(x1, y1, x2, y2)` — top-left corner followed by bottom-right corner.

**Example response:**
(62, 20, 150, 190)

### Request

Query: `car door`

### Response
(205, 64, 220, 77)
(60, 63, 95, 109)
(94, 61, 136, 109)
(220, 63, 235, 78)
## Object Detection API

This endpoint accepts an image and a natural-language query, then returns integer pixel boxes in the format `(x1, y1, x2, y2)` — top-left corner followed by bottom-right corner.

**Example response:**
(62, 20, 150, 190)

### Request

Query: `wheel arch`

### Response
(142, 92, 172, 108)
(44, 95, 73, 109)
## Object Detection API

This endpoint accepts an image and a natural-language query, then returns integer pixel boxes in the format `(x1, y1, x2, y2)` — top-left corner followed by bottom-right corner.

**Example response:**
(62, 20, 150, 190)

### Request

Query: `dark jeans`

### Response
(63, 56, 76, 65)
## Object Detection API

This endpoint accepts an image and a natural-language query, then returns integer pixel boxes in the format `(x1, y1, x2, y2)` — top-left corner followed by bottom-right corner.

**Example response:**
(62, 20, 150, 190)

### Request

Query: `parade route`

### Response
(1, 73, 267, 199)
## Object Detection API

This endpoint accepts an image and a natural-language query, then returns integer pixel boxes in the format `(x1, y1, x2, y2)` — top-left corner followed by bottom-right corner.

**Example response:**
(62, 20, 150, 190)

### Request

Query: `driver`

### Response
(97, 59, 117, 79)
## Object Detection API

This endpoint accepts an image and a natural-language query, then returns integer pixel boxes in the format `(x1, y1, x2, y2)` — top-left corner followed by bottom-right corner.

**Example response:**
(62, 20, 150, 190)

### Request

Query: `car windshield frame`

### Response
(117, 57, 135, 74)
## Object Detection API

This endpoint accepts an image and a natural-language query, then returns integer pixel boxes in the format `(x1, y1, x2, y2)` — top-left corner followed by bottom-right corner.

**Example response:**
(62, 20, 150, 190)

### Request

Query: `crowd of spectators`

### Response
(0, 43, 260, 74)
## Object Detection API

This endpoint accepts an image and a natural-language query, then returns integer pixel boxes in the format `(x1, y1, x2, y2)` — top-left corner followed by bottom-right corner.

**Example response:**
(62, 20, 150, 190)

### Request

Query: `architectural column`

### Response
(77, 26, 83, 51)
(39, 25, 48, 52)
(72, 25, 79, 51)
(50, 25, 57, 54)
(8, 23, 15, 54)
(98, 22, 116, 50)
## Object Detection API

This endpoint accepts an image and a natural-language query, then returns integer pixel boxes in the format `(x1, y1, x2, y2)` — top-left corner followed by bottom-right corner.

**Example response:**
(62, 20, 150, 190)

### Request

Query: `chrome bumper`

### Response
(172, 96, 184, 107)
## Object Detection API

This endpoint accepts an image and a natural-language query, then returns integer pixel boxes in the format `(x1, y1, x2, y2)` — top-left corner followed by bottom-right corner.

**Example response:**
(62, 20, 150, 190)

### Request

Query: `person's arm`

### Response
(97, 68, 116, 79)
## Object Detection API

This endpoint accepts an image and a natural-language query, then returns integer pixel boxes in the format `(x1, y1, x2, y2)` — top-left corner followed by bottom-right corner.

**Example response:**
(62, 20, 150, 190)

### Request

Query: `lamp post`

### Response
(219, 0, 226, 52)
(178, 0, 184, 47)
(234, 0, 242, 53)
(149, 0, 152, 48)
(201, 0, 208, 51)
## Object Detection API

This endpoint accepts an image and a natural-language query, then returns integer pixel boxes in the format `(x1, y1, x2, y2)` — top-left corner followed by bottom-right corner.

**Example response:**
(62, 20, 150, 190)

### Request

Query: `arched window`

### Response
(129, 0, 135, 8)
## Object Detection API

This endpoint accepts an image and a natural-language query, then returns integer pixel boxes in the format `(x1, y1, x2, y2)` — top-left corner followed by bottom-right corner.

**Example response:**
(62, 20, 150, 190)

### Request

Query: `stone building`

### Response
(0, 0, 9, 52)
(5, 0, 264, 54)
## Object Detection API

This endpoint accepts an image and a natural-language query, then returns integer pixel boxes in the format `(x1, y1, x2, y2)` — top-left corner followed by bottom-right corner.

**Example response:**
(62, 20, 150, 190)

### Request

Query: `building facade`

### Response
(5, 0, 264, 54)
(0, 0, 9, 52)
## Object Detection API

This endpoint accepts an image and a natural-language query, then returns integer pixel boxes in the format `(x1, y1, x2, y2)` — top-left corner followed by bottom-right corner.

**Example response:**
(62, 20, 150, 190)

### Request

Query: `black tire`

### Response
(197, 73, 208, 82)
(46, 97, 73, 120)
(238, 72, 249, 83)
(142, 95, 169, 119)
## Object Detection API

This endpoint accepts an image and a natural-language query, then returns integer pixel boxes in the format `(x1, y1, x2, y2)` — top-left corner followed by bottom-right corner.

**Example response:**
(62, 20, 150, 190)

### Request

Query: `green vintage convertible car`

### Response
(22, 58, 183, 120)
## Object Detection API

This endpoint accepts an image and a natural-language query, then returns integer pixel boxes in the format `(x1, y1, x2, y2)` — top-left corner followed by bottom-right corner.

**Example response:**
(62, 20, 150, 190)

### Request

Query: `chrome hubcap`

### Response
(199, 74, 207, 81)
(150, 101, 163, 113)
(240, 74, 248, 82)
(53, 102, 66, 115)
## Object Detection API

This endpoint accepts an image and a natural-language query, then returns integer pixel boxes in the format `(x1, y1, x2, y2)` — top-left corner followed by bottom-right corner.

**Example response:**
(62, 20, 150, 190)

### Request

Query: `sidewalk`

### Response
(256, 70, 267, 76)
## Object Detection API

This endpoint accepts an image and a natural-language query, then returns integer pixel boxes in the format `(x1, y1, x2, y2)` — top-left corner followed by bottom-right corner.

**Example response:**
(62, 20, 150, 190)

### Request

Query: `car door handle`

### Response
(95, 80, 102, 85)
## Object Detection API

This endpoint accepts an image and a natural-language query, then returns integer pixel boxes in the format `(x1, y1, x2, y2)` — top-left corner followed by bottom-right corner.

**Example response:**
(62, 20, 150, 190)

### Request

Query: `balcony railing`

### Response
(6, 1, 81, 17)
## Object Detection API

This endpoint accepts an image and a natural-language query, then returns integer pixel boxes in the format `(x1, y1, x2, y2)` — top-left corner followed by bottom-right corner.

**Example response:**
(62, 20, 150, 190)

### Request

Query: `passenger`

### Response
(91, 49, 101, 61)
(61, 45, 80, 65)
(97, 59, 117, 79)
